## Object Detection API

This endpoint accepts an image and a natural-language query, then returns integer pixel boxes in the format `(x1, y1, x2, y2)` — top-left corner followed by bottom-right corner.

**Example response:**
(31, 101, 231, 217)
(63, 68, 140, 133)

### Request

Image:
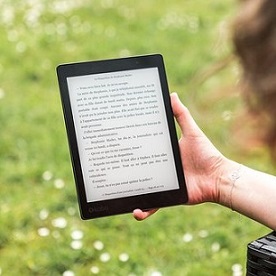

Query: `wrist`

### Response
(216, 160, 242, 208)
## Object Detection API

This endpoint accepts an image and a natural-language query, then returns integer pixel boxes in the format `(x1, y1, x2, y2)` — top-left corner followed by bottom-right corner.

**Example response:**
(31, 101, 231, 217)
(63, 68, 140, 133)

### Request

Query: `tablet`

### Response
(56, 54, 188, 219)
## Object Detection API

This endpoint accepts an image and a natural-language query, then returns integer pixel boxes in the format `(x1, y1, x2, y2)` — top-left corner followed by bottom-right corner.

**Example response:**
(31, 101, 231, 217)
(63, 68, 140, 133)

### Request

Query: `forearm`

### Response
(218, 160, 276, 230)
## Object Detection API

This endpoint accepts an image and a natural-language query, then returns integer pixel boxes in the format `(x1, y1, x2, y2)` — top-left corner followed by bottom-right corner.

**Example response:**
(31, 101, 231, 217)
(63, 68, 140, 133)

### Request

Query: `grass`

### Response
(0, 0, 274, 275)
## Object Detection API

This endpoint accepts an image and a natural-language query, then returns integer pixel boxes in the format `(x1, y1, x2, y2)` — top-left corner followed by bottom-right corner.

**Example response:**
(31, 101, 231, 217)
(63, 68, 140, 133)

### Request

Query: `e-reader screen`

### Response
(57, 54, 188, 219)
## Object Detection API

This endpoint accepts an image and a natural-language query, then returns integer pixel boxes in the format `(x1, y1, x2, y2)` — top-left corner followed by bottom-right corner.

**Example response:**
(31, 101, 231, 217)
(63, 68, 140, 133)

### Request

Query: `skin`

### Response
(133, 93, 276, 230)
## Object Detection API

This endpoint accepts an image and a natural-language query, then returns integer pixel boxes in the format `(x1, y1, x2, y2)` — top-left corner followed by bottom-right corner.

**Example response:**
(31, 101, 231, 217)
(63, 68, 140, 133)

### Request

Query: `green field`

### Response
(0, 1, 274, 275)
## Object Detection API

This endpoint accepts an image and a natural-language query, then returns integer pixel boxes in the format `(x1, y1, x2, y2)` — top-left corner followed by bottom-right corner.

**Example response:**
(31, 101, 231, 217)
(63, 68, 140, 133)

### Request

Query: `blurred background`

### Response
(0, 0, 274, 275)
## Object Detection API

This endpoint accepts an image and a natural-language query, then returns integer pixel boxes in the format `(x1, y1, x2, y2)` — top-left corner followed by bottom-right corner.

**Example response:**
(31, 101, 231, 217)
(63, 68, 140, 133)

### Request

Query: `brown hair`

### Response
(233, 0, 276, 159)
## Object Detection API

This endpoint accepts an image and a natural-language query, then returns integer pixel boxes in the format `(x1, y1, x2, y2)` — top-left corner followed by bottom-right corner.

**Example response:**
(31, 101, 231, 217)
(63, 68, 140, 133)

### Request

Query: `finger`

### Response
(170, 92, 202, 136)
(132, 208, 158, 221)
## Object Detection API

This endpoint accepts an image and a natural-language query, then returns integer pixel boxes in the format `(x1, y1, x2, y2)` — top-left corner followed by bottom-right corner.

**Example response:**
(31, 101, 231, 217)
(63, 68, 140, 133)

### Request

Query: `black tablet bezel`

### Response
(57, 54, 188, 219)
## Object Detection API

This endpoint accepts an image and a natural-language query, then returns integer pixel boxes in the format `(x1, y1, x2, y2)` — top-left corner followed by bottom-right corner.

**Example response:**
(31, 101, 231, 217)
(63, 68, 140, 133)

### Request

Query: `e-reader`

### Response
(56, 54, 188, 219)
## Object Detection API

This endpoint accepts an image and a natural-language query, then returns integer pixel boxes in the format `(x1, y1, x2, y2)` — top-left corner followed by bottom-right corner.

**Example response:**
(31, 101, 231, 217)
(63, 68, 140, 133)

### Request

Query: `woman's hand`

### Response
(133, 92, 230, 221)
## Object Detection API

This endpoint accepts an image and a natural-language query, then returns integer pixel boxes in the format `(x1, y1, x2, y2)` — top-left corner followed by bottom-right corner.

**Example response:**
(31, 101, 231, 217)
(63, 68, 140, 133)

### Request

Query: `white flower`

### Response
(37, 227, 50, 237)
(63, 271, 74, 276)
(71, 240, 83, 250)
(67, 207, 76, 216)
(2, 6, 14, 25)
(54, 178, 65, 189)
(198, 230, 209, 238)
(93, 240, 104, 251)
(150, 271, 162, 276)
(52, 217, 67, 228)
(90, 266, 100, 274)
(182, 233, 193, 243)
(0, 88, 5, 99)
(232, 263, 243, 276)
(119, 253, 129, 262)
(211, 242, 221, 253)
(39, 209, 49, 220)
(100, 252, 111, 262)
(42, 171, 53, 181)
(71, 230, 83, 240)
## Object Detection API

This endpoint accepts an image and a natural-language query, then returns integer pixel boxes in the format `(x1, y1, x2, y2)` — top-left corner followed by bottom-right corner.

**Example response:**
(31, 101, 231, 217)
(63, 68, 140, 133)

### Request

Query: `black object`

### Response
(56, 54, 188, 219)
(247, 231, 276, 275)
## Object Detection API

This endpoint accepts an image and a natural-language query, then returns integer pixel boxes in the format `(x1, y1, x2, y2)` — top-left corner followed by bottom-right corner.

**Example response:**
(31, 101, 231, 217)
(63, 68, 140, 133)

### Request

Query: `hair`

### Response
(232, 0, 276, 160)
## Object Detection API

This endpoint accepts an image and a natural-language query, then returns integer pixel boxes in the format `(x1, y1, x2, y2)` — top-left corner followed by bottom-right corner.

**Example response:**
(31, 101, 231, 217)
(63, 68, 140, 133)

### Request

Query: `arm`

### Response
(133, 93, 276, 230)
(219, 161, 276, 230)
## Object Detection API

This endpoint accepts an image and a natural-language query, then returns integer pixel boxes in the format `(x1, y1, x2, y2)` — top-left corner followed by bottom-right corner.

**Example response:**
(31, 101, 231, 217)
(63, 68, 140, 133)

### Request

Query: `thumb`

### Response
(170, 92, 200, 136)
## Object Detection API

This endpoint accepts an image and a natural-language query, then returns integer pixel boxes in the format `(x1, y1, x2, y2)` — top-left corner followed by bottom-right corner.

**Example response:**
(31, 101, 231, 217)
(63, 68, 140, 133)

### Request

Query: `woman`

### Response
(133, 0, 276, 231)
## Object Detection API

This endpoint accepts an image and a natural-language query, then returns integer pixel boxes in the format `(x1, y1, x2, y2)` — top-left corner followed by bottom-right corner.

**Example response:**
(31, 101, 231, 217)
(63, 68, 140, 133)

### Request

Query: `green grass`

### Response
(0, 1, 274, 275)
